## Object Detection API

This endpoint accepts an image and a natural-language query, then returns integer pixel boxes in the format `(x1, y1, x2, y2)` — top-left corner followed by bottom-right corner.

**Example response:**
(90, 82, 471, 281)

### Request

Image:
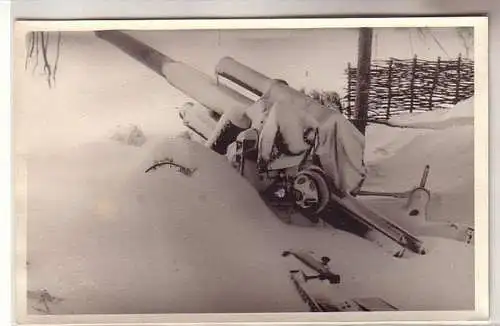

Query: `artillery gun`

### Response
(95, 31, 473, 257)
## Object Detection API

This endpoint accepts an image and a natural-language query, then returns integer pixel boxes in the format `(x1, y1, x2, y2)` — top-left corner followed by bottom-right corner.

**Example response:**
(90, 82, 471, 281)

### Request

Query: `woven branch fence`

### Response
(342, 55, 474, 121)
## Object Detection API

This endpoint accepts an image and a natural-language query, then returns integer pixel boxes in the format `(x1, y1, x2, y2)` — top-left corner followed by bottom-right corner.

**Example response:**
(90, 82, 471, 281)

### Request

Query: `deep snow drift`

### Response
(25, 99, 475, 315)
(363, 98, 474, 225)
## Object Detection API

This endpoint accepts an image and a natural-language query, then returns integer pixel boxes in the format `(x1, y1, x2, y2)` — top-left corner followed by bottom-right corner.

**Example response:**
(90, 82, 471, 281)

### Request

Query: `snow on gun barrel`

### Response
(215, 56, 367, 195)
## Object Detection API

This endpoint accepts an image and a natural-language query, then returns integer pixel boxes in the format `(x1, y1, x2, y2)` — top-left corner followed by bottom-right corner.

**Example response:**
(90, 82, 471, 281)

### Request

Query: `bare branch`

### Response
(52, 32, 62, 85)
(40, 32, 53, 88)
(32, 32, 40, 75)
(25, 32, 35, 70)
(145, 158, 197, 176)
(427, 30, 450, 58)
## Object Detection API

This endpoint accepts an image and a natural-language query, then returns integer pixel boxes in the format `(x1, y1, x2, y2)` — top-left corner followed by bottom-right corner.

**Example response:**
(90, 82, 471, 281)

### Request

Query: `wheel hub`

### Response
(292, 167, 331, 215)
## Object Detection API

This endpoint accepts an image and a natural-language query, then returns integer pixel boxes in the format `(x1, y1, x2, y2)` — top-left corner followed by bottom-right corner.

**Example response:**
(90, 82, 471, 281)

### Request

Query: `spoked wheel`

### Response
(292, 166, 331, 221)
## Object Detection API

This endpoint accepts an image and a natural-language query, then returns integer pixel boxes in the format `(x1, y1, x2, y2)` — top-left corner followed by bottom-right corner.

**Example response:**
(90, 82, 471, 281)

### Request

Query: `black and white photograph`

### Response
(13, 18, 488, 323)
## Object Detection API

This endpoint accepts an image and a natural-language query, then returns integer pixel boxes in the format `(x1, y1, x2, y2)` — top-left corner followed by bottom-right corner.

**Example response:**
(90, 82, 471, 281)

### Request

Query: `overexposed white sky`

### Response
(15, 27, 472, 153)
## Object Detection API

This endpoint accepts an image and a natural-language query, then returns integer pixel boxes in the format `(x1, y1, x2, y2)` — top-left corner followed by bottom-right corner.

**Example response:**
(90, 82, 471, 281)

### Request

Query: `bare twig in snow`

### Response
(145, 157, 197, 176)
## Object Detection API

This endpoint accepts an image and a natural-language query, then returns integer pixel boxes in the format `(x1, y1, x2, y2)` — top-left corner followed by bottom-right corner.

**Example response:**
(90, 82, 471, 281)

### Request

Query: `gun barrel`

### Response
(216, 56, 275, 96)
(95, 30, 173, 77)
(95, 31, 253, 116)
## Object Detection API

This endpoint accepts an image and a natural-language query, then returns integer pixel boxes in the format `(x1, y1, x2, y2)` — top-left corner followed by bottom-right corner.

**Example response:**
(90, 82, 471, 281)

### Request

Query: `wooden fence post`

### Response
(455, 54, 462, 104)
(354, 27, 373, 135)
(386, 59, 393, 119)
(428, 56, 441, 110)
(347, 62, 352, 118)
(409, 54, 417, 113)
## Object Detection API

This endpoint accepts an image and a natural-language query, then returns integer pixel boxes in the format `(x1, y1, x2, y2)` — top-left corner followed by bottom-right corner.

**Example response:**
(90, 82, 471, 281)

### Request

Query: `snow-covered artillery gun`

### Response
(95, 31, 473, 257)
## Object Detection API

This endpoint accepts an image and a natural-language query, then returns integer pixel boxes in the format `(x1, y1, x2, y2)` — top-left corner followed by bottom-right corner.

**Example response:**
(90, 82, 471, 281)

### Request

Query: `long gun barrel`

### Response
(95, 30, 253, 117)
(95, 30, 173, 77)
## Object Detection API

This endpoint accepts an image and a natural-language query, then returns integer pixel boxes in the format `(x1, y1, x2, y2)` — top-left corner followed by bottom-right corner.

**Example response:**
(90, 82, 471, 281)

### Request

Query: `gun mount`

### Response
(96, 30, 473, 256)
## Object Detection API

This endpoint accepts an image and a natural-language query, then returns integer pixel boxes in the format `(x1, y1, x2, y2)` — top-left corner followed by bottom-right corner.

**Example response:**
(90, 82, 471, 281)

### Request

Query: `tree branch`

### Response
(145, 158, 197, 176)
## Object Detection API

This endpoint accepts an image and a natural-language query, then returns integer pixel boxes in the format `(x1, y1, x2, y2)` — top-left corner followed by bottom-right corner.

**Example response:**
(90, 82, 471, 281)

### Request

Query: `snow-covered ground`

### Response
(363, 98, 474, 225)
(18, 28, 476, 316)
(24, 98, 475, 315)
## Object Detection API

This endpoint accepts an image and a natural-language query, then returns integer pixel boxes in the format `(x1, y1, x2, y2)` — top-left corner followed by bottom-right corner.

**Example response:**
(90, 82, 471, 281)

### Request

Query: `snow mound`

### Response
(110, 124, 147, 147)
(363, 98, 474, 224)
(27, 137, 473, 315)
(388, 97, 474, 129)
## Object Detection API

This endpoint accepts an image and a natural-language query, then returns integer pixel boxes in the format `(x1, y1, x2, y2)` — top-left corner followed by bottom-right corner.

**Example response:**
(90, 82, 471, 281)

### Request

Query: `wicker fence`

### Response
(343, 55, 474, 121)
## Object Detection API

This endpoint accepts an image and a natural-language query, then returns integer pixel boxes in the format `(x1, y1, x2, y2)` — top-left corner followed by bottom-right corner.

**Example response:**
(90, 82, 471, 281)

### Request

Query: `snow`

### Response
(20, 31, 476, 315)
(109, 124, 147, 147)
(363, 98, 474, 225)
(267, 101, 319, 156)
(387, 97, 474, 130)
(26, 96, 475, 314)
(178, 102, 217, 140)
